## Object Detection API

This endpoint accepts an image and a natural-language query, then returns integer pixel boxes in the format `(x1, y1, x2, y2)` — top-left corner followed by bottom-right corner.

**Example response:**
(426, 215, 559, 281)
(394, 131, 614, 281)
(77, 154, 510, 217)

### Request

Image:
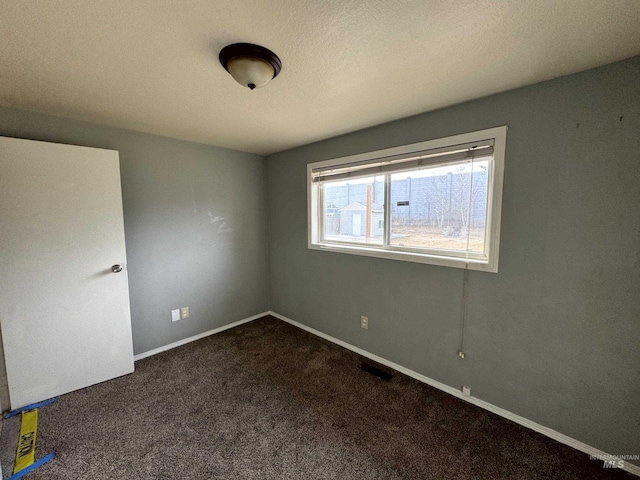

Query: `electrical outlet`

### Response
(458, 350, 465, 359)
(171, 309, 180, 322)
(180, 307, 189, 319)
(462, 385, 471, 397)
(360, 316, 369, 329)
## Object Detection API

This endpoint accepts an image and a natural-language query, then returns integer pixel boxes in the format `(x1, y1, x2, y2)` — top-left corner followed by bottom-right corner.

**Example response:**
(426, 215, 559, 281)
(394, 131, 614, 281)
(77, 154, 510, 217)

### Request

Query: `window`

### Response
(308, 126, 507, 272)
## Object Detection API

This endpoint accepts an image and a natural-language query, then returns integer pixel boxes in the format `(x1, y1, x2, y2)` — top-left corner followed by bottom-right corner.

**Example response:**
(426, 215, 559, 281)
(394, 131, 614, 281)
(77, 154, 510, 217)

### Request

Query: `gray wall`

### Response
(0, 107, 269, 357)
(266, 56, 640, 461)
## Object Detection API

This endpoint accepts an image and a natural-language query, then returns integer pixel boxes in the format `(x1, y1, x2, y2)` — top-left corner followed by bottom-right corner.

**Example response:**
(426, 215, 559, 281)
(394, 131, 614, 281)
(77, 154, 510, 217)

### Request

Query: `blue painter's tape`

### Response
(8, 452, 55, 480)
(4, 397, 58, 419)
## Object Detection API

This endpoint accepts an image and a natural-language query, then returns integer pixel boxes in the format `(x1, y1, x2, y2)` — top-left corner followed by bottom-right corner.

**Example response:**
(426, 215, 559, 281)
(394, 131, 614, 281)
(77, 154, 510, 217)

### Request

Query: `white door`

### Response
(0, 136, 134, 409)
(352, 214, 362, 236)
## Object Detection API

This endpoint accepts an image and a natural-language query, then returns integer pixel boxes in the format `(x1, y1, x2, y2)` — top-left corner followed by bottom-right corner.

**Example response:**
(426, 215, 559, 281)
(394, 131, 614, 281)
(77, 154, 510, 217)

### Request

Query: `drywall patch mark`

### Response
(208, 213, 223, 224)
(208, 212, 232, 233)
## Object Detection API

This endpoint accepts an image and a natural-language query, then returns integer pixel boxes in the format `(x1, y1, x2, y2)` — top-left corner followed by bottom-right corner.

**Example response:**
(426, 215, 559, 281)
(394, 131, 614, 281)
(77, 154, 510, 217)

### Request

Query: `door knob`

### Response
(111, 264, 123, 273)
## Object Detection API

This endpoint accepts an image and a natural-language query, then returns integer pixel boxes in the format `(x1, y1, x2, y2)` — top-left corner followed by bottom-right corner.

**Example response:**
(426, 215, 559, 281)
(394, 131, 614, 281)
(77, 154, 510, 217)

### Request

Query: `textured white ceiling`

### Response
(1, 1, 639, 155)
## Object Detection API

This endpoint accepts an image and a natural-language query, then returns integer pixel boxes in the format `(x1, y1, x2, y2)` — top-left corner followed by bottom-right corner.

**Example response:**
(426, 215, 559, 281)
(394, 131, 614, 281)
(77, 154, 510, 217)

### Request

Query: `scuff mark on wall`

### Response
(208, 211, 232, 233)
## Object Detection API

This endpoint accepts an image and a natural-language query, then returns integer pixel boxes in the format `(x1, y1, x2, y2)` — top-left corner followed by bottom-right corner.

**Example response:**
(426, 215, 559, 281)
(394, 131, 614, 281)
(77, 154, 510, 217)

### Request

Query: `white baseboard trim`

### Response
(269, 311, 640, 477)
(133, 311, 268, 362)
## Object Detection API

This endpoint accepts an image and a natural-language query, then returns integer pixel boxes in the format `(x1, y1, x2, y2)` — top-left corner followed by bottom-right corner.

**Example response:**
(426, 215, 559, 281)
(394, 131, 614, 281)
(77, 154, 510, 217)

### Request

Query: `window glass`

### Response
(389, 159, 489, 254)
(321, 176, 385, 245)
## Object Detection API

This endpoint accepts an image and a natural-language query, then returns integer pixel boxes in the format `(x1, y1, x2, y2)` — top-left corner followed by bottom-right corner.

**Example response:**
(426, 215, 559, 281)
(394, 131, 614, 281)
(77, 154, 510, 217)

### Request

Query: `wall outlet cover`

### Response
(171, 309, 180, 322)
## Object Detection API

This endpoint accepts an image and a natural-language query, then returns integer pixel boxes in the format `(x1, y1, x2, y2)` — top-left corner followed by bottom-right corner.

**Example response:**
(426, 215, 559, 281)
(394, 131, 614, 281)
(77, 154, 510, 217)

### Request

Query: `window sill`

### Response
(308, 242, 498, 273)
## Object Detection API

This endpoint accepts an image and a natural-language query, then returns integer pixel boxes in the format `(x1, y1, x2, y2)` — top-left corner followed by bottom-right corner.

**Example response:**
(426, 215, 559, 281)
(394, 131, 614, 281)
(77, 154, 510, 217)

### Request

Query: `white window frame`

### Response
(307, 126, 507, 273)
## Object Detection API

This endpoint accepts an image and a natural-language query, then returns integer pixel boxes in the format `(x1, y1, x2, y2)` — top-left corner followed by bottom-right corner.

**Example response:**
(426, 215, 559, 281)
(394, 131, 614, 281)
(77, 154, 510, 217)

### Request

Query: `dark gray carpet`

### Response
(1, 316, 633, 479)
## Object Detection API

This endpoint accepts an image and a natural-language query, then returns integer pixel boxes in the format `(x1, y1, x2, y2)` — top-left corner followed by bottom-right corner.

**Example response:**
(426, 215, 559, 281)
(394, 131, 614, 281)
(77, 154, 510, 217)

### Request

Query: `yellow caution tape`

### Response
(14, 409, 38, 474)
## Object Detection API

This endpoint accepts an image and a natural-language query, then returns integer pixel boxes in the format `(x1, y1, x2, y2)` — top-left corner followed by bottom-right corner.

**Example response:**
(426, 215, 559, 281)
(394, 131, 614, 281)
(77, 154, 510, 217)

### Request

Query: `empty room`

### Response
(0, 1, 639, 478)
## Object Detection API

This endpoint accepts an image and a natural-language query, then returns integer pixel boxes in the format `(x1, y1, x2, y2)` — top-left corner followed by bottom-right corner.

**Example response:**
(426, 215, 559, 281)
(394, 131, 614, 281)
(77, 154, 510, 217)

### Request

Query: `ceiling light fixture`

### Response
(219, 43, 282, 90)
